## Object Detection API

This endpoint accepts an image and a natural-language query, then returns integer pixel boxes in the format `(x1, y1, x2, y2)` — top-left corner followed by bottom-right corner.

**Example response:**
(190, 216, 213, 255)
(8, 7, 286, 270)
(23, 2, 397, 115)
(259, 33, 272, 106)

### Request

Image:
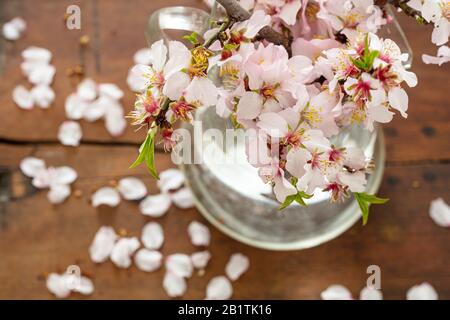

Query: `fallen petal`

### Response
(360, 287, 383, 300)
(321, 285, 353, 300)
(225, 253, 249, 281)
(165, 253, 193, 278)
(10, 17, 26, 33)
(110, 237, 140, 269)
(22, 46, 52, 63)
(65, 93, 89, 120)
(72, 276, 94, 296)
(141, 222, 164, 250)
(117, 177, 147, 200)
(32, 168, 52, 189)
(77, 78, 98, 101)
(406, 283, 438, 300)
(187, 221, 211, 247)
(134, 249, 162, 272)
(206, 276, 233, 300)
(171, 187, 195, 209)
(191, 251, 211, 269)
(31, 85, 55, 108)
(2, 21, 21, 41)
(28, 64, 56, 85)
(89, 226, 118, 263)
(53, 166, 77, 185)
(91, 187, 121, 207)
(429, 198, 450, 227)
(139, 193, 172, 217)
(98, 83, 124, 101)
(157, 168, 185, 192)
(82, 98, 107, 122)
(163, 272, 187, 298)
(104, 102, 127, 137)
(47, 184, 71, 204)
(20, 157, 46, 177)
(12, 85, 34, 110)
(58, 121, 82, 147)
(46, 273, 71, 298)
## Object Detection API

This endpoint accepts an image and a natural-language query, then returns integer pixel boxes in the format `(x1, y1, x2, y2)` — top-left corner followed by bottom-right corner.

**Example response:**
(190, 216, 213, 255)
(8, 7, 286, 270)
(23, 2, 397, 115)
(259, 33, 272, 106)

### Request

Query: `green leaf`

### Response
(183, 32, 199, 45)
(278, 191, 313, 210)
(144, 133, 159, 179)
(129, 133, 152, 169)
(279, 194, 297, 210)
(129, 127, 159, 179)
(354, 192, 389, 225)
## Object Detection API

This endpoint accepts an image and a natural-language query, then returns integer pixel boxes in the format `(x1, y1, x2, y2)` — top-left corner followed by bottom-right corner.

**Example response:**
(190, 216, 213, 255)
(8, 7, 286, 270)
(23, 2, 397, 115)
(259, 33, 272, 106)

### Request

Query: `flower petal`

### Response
(20, 157, 46, 178)
(72, 275, 94, 296)
(243, 10, 271, 37)
(134, 249, 162, 272)
(225, 253, 250, 281)
(110, 237, 140, 269)
(141, 222, 164, 250)
(162, 71, 191, 101)
(163, 272, 187, 298)
(321, 285, 353, 300)
(188, 221, 211, 247)
(360, 287, 383, 300)
(191, 251, 211, 269)
(206, 276, 233, 300)
(257, 112, 289, 137)
(285, 148, 311, 178)
(133, 48, 153, 65)
(65, 93, 89, 120)
(185, 77, 218, 107)
(46, 273, 71, 298)
(237, 91, 263, 120)
(139, 193, 172, 217)
(429, 197, 450, 227)
(77, 78, 98, 101)
(53, 166, 77, 185)
(406, 282, 438, 300)
(165, 253, 193, 278)
(91, 187, 121, 207)
(171, 187, 195, 209)
(388, 87, 408, 118)
(22, 46, 52, 63)
(31, 85, 55, 108)
(98, 83, 124, 101)
(89, 226, 118, 263)
(150, 39, 168, 71)
(58, 121, 82, 147)
(117, 177, 147, 200)
(47, 184, 71, 204)
(157, 168, 185, 192)
(28, 64, 55, 85)
(12, 85, 34, 110)
(279, 1, 302, 26)
(82, 97, 107, 122)
(2, 21, 21, 40)
(104, 101, 127, 137)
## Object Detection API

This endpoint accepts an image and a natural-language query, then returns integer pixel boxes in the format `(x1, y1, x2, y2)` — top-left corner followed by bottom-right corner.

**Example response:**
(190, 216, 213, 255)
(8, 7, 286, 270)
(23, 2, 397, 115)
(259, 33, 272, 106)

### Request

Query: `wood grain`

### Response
(0, 0, 449, 299)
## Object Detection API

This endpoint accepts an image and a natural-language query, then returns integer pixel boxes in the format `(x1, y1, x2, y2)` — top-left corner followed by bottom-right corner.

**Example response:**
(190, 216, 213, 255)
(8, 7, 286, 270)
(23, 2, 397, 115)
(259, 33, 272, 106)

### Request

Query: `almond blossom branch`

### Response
(215, 0, 292, 54)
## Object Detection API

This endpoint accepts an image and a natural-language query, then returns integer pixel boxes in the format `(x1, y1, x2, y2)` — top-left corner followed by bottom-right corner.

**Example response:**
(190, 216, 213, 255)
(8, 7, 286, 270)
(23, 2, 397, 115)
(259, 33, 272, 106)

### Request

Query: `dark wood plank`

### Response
(0, 143, 449, 299)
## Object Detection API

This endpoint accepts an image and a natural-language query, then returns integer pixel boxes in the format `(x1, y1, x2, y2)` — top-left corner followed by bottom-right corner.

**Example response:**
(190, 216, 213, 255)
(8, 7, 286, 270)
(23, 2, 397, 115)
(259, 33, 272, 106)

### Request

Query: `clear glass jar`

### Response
(146, 5, 412, 250)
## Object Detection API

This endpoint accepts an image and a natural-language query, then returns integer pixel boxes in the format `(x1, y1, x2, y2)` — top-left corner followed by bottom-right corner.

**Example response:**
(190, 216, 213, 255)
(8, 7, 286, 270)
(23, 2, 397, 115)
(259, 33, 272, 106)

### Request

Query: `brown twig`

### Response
(215, 0, 292, 55)
(376, 0, 428, 24)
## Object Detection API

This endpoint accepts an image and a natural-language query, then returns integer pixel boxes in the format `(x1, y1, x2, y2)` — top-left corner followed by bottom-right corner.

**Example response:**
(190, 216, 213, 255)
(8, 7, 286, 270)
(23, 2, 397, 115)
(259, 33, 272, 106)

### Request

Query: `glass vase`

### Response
(146, 5, 412, 250)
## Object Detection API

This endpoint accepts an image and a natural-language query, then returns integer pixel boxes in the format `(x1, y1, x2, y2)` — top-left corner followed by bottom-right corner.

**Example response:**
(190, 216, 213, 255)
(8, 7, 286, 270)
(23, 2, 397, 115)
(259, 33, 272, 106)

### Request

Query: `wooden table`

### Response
(0, 0, 449, 300)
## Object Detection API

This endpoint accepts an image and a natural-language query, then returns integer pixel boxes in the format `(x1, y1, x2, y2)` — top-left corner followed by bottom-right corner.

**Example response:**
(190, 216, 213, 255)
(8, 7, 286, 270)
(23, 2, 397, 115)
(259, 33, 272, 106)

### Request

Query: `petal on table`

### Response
(225, 253, 250, 281)
(91, 187, 121, 207)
